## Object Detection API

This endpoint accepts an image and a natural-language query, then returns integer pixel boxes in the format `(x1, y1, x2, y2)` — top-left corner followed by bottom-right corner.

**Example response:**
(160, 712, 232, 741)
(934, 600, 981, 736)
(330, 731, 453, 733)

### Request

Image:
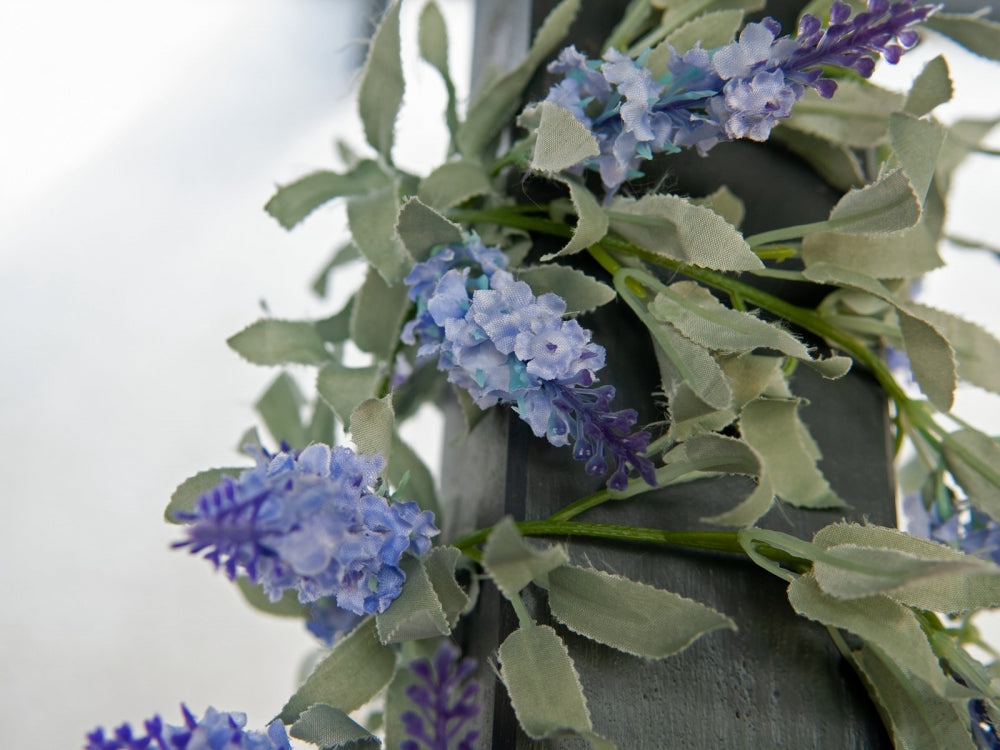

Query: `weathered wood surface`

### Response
(442, 1, 895, 746)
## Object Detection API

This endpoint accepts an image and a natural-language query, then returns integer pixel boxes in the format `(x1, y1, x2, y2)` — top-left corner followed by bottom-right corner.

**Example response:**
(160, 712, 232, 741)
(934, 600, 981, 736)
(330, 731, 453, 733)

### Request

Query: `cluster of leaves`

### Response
(158, 0, 1000, 748)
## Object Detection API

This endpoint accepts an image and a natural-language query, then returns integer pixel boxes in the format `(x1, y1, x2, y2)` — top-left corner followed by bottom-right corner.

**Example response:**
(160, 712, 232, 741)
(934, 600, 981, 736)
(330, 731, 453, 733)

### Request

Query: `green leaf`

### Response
(516, 264, 615, 315)
(264, 162, 391, 230)
(376, 556, 450, 643)
(889, 113, 945, 206)
(664, 382, 736, 442)
(313, 243, 362, 298)
(279, 619, 397, 724)
(528, 101, 600, 174)
(541, 180, 609, 260)
(691, 185, 745, 229)
(926, 11, 1000, 62)
(395, 197, 464, 260)
(787, 575, 958, 697)
(608, 194, 762, 271)
(772, 127, 865, 192)
(498, 624, 610, 748)
(938, 118, 1000, 192)
(227, 320, 331, 366)
(417, 161, 492, 211)
(349, 267, 411, 362)
(423, 546, 471, 627)
(290, 703, 381, 749)
(481, 517, 568, 599)
(417, 1, 459, 138)
(456, 0, 580, 157)
(349, 396, 394, 466)
(942, 429, 1000, 522)
(316, 361, 381, 425)
(782, 79, 903, 147)
(651, 321, 733, 409)
(904, 55, 953, 117)
(165, 467, 243, 523)
(826, 168, 921, 235)
(388, 432, 440, 518)
(358, 1, 404, 161)
(650, 10, 744, 73)
(853, 644, 977, 750)
(548, 565, 735, 658)
(235, 577, 310, 619)
(316, 299, 356, 344)
(909, 302, 1000, 396)
(347, 185, 411, 284)
(256, 372, 307, 448)
(739, 398, 844, 509)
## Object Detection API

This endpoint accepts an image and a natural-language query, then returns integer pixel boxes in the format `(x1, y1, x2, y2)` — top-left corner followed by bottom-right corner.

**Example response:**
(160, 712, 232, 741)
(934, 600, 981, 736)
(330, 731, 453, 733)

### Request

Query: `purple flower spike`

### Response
(541, 1, 939, 196)
(173, 443, 438, 616)
(402, 237, 656, 490)
(86, 705, 291, 750)
(400, 641, 481, 750)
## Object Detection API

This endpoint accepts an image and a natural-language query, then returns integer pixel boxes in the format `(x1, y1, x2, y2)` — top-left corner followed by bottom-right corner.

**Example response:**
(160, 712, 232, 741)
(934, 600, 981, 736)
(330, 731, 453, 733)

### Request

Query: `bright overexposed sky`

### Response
(0, 2, 996, 748)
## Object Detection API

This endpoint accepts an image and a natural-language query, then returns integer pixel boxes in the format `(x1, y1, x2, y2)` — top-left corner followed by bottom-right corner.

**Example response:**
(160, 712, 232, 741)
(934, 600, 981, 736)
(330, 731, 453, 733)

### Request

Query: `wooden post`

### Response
(443, 1, 896, 746)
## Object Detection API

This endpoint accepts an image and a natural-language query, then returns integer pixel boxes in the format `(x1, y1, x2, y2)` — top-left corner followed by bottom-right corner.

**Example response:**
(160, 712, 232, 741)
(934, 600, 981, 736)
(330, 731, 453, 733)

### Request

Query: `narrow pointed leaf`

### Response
(529, 101, 600, 174)
(548, 565, 735, 658)
(280, 618, 396, 723)
(256, 372, 307, 448)
(316, 362, 381, 425)
(423, 546, 471, 627)
(396, 197, 464, 260)
(349, 267, 411, 361)
(942, 429, 1000, 522)
(651, 322, 733, 409)
(772, 127, 866, 192)
(227, 320, 331, 366)
(826, 168, 920, 235)
(926, 11, 1000, 62)
(417, 1, 459, 137)
(783, 80, 903, 147)
(349, 396, 394, 466)
(165, 467, 244, 522)
(388, 433, 440, 518)
(889, 113, 945, 205)
(516, 264, 615, 314)
(904, 55, 952, 116)
(290, 704, 380, 750)
(376, 556, 450, 644)
(358, 1, 404, 161)
(417, 160, 492, 211)
(347, 185, 411, 284)
(691, 185, 745, 229)
(909, 302, 1000, 396)
(542, 180, 609, 259)
(482, 517, 568, 599)
(264, 162, 391, 230)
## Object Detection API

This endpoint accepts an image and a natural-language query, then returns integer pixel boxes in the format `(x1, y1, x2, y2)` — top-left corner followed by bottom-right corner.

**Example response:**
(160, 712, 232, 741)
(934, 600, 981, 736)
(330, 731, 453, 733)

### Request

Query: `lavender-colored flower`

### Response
(902, 484, 1000, 565)
(86, 705, 291, 750)
(305, 597, 363, 646)
(400, 641, 481, 750)
(174, 443, 438, 616)
(402, 238, 656, 490)
(542, 0, 938, 196)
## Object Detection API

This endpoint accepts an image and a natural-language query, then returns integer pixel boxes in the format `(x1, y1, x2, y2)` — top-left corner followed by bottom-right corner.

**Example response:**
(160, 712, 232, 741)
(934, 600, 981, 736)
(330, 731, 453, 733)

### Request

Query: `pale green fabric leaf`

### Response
(307, 400, 335, 446)
(529, 101, 600, 173)
(264, 162, 391, 230)
(280, 619, 396, 723)
(349, 267, 411, 361)
(316, 362, 380, 425)
(482, 517, 568, 599)
(349, 396, 394, 465)
(388, 433, 440, 518)
(383, 666, 416, 750)
(418, 1, 459, 138)
(721, 353, 787, 410)
(926, 11, 1000, 61)
(542, 180, 609, 259)
(909, 302, 1000, 395)
(649, 10, 744, 74)
(942, 429, 1000, 522)
(165, 467, 243, 522)
(650, 322, 733, 409)
(826, 168, 920, 234)
(787, 575, 954, 696)
(313, 243, 362, 298)
(889, 113, 945, 205)
(290, 704, 380, 749)
(498, 624, 596, 741)
(376, 556, 450, 644)
(739, 398, 844, 508)
(783, 80, 903, 147)
(423, 547, 470, 626)
(665, 383, 736, 441)
(396, 197, 464, 260)
(801, 218, 945, 279)
(609, 194, 762, 271)
(772, 126, 865, 192)
(938, 118, 1000, 192)
(235, 578, 309, 618)
(316, 299, 355, 344)
(691, 185, 745, 229)
(358, 1, 404, 161)
(227, 319, 331, 366)
(347, 185, 411, 284)
(548, 564, 736, 658)
(853, 644, 977, 750)
(705, 473, 775, 527)
(516, 265, 615, 314)
(904, 55, 953, 116)
(256, 372, 307, 448)
(457, 0, 580, 157)
(417, 161, 492, 211)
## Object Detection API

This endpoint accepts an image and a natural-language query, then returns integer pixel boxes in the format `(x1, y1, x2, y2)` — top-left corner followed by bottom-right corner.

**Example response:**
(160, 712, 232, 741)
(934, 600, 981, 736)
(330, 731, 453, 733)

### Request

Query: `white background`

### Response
(0, 1, 996, 747)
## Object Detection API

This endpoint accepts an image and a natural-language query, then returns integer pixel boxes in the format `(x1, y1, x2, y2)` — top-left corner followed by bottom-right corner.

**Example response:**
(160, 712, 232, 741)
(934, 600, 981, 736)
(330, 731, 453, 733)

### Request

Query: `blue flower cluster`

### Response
(401, 236, 655, 490)
(401, 641, 481, 750)
(545, 0, 937, 195)
(86, 705, 291, 750)
(174, 443, 438, 616)
(902, 490, 1000, 565)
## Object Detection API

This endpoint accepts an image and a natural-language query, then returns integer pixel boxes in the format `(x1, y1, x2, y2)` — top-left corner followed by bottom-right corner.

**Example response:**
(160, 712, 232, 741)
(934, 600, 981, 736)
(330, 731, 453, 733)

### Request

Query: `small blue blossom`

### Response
(174, 443, 439, 616)
(400, 641, 481, 750)
(542, 0, 938, 196)
(402, 238, 655, 490)
(306, 597, 364, 646)
(902, 487, 1000, 565)
(86, 705, 291, 750)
